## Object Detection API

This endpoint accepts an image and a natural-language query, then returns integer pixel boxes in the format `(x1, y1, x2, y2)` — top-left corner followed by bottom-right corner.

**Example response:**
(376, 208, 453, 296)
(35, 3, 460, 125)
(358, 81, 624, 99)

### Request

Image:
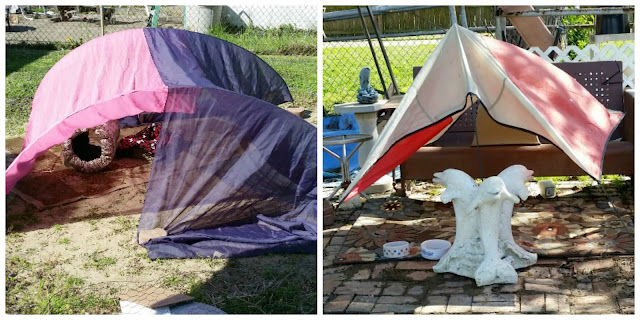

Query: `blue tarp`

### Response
(323, 113, 360, 178)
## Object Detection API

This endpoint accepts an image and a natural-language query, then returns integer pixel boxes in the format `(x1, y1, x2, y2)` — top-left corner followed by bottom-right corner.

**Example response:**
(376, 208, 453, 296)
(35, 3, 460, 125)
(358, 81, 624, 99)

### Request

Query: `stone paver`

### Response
(473, 293, 517, 303)
(617, 297, 634, 314)
(417, 295, 448, 314)
(500, 279, 523, 293)
(351, 269, 371, 280)
(371, 262, 395, 279)
(329, 236, 345, 246)
(334, 281, 383, 296)
(345, 295, 377, 314)
(570, 295, 617, 314)
(430, 286, 465, 295)
(324, 245, 341, 255)
(382, 282, 406, 296)
(406, 271, 434, 281)
(591, 281, 610, 294)
(571, 282, 593, 296)
(371, 303, 421, 314)
(324, 272, 345, 281)
(471, 300, 520, 313)
(524, 282, 570, 295)
(446, 294, 472, 313)
(407, 285, 425, 296)
(396, 260, 437, 270)
(574, 259, 616, 274)
(323, 279, 340, 295)
(520, 294, 545, 313)
(324, 295, 353, 313)
(521, 266, 552, 278)
(377, 295, 418, 304)
(545, 294, 570, 314)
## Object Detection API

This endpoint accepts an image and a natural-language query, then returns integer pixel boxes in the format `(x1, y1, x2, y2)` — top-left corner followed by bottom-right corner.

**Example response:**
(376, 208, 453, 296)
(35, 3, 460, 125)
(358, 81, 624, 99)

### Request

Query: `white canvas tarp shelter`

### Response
(341, 24, 624, 202)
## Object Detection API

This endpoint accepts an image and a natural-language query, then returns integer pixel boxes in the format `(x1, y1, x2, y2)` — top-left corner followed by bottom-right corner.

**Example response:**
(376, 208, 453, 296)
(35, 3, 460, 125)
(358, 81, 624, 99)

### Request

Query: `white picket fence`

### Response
(529, 43, 635, 89)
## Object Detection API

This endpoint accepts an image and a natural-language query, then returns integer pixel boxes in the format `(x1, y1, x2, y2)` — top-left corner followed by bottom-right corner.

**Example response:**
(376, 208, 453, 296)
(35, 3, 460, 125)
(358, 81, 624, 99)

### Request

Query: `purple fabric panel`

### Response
(142, 28, 292, 105)
(139, 87, 316, 258)
(145, 236, 315, 259)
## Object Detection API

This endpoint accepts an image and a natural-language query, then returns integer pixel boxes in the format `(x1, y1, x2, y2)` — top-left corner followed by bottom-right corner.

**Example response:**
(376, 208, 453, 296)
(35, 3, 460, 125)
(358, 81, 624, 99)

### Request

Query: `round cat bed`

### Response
(62, 120, 120, 173)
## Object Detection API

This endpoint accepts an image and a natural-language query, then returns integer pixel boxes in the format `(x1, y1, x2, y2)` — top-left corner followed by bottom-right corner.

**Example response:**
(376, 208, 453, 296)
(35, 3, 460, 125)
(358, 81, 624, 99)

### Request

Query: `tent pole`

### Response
(366, 6, 399, 96)
(448, 6, 458, 26)
(357, 6, 389, 99)
(460, 6, 468, 28)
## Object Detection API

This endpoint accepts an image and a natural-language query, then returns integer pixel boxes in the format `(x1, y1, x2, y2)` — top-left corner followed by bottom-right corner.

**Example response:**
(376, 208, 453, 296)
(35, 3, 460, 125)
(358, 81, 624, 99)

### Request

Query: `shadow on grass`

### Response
(6, 44, 60, 76)
(187, 254, 317, 314)
(6, 25, 36, 33)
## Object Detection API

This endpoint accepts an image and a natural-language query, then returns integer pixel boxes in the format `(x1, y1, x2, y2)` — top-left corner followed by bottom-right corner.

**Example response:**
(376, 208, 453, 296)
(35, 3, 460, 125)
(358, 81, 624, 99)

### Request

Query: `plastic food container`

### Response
(382, 241, 410, 258)
(421, 239, 451, 260)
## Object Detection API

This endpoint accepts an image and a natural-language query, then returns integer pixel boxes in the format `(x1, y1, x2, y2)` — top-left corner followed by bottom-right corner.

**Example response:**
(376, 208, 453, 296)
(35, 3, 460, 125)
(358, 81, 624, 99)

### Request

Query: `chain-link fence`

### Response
(6, 5, 318, 120)
(6, 5, 317, 56)
(322, 6, 633, 112)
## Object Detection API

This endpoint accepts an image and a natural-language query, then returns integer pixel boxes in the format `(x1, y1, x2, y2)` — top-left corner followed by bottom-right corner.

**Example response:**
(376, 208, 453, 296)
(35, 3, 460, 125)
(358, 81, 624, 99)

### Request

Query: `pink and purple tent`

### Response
(341, 24, 624, 203)
(6, 28, 317, 259)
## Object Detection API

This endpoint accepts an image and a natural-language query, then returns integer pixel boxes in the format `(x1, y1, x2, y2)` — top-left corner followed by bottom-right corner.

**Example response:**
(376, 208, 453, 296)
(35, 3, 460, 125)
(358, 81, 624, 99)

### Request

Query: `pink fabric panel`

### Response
(484, 36, 624, 179)
(6, 29, 168, 192)
(7, 90, 168, 191)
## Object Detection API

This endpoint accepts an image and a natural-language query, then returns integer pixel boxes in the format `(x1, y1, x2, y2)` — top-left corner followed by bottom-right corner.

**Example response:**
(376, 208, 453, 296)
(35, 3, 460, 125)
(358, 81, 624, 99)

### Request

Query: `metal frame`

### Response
(498, 7, 634, 17)
(323, 134, 372, 200)
(323, 24, 593, 42)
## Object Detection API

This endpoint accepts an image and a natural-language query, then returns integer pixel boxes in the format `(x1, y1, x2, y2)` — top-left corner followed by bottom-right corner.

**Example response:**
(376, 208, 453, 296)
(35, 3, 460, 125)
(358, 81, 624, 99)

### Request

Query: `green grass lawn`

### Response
(261, 55, 317, 111)
(6, 45, 317, 135)
(323, 41, 437, 112)
(209, 25, 316, 56)
(5, 47, 70, 136)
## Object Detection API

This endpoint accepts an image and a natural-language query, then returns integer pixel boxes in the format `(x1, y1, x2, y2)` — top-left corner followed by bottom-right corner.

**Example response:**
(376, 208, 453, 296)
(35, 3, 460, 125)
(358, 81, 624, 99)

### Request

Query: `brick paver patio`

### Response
(323, 181, 634, 314)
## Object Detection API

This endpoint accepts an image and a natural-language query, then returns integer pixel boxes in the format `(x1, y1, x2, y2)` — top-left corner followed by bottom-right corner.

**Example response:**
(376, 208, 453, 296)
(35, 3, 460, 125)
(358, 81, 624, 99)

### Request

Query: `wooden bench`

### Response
(398, 61, 634, 192)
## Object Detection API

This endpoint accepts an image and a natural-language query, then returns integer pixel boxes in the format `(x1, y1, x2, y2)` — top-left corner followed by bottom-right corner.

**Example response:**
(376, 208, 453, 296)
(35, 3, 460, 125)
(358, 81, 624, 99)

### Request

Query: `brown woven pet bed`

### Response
(62, 120, 120, 173)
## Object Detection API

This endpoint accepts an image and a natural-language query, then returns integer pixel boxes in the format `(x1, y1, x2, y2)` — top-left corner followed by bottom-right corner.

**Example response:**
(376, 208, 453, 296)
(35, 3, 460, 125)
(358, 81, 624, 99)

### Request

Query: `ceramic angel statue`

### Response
(356, 67, 379, 104)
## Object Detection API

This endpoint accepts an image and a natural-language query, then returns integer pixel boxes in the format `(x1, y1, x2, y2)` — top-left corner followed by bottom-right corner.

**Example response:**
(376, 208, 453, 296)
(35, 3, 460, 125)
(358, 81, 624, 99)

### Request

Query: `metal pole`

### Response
(500, 7, 633, 17)
(323, 5, 443, 22)
(495, 7, 506, 41)
(366, 6, 399, 96)
(448, 6, 458, 26)
(323, 24, 593, 42)
(357, 6, 389, 99)
(460, 6, 468, 28)
(99, 5, 104, 36)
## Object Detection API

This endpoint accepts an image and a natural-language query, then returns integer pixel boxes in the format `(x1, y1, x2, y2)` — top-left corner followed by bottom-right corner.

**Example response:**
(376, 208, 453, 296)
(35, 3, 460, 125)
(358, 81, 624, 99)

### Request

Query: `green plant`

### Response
(59, 37, 84, 50)
(562, 11, 595, 58)
(83, 250, 117, 270)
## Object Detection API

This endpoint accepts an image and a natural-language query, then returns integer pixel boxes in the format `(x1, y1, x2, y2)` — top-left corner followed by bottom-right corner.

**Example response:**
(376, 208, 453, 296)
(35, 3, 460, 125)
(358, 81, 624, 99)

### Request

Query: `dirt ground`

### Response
(5, 128, 316, 314)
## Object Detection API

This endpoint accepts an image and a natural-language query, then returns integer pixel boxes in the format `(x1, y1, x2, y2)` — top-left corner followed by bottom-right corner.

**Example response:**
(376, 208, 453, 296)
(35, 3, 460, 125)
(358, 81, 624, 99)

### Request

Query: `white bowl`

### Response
(382, 241, 409, 258)
(421, 239, 451, 260)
